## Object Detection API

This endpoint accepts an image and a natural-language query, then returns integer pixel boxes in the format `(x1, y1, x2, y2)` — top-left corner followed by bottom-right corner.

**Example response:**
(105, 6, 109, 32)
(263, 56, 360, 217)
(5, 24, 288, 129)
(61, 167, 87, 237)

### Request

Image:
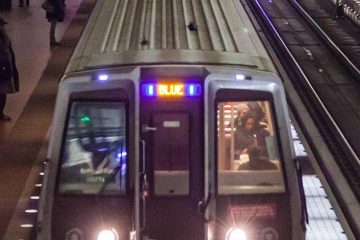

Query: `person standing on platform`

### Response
(19, 0, 30, 7)
(0, 18, 19, 121)
(44, 0, 65, 46)
(335, 0, 344, 19)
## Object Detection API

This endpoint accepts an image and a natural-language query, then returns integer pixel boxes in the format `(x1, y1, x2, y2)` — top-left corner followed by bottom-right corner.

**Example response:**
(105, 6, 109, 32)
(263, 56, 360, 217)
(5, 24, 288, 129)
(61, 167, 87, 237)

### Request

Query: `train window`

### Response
(217, 101, 285, 194)
(58, 101, 127, 195)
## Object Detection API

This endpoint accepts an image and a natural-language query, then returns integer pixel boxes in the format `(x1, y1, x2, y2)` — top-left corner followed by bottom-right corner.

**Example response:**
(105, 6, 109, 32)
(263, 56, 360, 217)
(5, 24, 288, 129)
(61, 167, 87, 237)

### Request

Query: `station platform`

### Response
(292, 125, 348, 240)
(0, 0, 83, 145)
(0, 0, 94, 238)
(0, 0, 355, 239)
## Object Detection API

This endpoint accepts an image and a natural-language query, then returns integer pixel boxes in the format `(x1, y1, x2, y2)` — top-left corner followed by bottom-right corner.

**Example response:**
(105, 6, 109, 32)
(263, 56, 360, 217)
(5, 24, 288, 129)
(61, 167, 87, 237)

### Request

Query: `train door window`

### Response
(152, 113, 190, 195)
(58, 101, 127, 195)
(217, 101, 285, 194)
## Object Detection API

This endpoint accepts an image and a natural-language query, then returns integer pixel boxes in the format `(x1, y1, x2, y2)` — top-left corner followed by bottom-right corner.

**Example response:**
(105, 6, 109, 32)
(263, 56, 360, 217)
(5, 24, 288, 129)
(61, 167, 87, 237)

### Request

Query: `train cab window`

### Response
(58, 101, 127, 195)
(217, 101, 285, 194)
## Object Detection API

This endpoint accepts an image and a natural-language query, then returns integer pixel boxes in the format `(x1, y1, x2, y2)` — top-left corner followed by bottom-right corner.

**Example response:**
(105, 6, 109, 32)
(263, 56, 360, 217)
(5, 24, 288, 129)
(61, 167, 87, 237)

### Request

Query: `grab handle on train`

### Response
(142, 124, 157, 132)
(198, 193, 211, 221)
(140, 140, 148, 231)
(142, 174, 149, 198)
(140, 140, 149, 198)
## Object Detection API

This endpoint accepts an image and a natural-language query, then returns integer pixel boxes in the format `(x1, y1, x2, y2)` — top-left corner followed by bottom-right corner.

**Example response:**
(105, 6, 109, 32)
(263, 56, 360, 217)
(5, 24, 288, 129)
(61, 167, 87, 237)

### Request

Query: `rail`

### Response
(244, 0, 360, 238)
(290, 0, 360, 85)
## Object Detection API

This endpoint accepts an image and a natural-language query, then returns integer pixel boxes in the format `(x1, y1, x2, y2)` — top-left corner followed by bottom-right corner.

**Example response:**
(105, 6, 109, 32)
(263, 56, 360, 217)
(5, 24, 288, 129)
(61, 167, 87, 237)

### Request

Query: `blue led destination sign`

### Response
(142, 83, 201, 97)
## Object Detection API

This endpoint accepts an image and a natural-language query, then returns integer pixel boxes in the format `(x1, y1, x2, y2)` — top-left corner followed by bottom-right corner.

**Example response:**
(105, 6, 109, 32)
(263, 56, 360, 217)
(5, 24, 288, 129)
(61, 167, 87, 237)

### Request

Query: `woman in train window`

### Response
(234, 111, 269, 158)
(233, 103, 250, 129)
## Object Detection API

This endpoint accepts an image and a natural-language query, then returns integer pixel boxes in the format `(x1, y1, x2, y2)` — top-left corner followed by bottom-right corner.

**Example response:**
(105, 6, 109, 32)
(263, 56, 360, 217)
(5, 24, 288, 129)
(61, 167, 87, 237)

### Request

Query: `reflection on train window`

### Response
(59, 101, 127, 195)
(217, 101, 285, 194)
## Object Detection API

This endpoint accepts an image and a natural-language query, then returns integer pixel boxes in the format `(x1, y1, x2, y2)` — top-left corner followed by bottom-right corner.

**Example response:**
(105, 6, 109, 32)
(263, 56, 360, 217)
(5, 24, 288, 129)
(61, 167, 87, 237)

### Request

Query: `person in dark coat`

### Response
(238, 145, 278, 171)
(335, 0, 344, 19)
(45, 0, 65, 46)
(0, 18, 19, 121)
(247, 101, 268, 129)
(19, 0, 30, 7)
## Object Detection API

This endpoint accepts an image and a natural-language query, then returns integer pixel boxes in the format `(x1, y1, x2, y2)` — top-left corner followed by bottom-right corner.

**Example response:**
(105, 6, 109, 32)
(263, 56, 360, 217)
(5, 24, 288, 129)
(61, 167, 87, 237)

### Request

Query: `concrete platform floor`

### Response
(0, 0, 83, 145)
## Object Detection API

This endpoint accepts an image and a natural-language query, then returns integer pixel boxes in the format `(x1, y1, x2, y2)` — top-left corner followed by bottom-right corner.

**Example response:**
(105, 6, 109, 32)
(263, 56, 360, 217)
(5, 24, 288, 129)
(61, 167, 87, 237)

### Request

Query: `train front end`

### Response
(37, 66, 305, 240)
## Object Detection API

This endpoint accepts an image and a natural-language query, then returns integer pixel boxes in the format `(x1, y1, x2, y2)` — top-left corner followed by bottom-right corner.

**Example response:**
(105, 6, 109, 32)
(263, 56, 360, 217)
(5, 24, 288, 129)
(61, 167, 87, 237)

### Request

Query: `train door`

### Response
(140, 97, 204, 240)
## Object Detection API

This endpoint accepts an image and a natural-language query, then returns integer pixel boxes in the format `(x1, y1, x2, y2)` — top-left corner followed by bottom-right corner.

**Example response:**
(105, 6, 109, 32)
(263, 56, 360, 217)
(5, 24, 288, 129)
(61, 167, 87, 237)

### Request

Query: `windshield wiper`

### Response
(96, 165, 121, 195)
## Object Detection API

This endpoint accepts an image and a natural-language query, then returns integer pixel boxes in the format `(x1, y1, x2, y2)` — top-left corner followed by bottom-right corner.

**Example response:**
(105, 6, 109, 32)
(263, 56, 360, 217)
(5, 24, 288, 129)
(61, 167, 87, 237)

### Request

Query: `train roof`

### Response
(66, 0, 276, 73)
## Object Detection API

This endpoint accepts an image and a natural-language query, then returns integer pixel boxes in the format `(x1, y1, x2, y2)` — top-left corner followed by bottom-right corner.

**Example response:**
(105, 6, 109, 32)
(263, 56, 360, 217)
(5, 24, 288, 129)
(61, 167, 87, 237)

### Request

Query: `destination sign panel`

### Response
(142, 83, 201, 97)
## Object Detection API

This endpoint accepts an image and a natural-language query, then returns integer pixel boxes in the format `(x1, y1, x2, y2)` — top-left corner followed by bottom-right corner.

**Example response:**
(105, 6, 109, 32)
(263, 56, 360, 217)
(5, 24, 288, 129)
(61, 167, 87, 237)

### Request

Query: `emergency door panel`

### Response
(152, 113, 190, 195)
(153, 113, 189, 170)
(140, 101, 204, 240)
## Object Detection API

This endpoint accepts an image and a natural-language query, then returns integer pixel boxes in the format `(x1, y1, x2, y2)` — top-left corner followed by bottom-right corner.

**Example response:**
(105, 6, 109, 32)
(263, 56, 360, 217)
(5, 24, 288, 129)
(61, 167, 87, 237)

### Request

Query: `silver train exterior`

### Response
(36, 0, 307, 240)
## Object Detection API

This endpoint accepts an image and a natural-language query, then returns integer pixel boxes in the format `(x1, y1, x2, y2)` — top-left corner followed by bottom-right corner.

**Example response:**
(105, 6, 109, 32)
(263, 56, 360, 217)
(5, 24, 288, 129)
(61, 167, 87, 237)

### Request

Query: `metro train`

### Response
(36, 0, 307, 239)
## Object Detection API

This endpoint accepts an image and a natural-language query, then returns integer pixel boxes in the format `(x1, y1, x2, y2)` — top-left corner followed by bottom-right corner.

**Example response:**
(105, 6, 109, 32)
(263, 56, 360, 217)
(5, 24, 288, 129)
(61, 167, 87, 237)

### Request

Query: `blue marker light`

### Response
(185, 84, 201, 96)
(144, 84, 156, 96)
(148, 85, 155, 96)
(189, 85, 195, 95)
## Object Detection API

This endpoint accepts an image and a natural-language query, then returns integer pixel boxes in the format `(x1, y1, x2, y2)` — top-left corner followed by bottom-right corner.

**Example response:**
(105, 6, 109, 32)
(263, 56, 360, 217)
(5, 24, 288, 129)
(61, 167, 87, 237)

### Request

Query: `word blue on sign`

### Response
(142, 83, 201, 97)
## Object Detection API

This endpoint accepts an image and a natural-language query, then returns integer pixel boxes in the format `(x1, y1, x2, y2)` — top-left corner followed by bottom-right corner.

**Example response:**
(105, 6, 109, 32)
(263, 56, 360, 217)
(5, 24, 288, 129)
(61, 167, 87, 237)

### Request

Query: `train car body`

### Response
(37, 0, 306, 240)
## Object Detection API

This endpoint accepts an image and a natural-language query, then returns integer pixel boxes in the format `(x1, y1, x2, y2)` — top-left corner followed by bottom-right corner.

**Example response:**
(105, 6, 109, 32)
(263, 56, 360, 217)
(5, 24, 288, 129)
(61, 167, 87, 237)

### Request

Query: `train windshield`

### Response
(217, 101, 285, 194)
(58, 101, 127, 195)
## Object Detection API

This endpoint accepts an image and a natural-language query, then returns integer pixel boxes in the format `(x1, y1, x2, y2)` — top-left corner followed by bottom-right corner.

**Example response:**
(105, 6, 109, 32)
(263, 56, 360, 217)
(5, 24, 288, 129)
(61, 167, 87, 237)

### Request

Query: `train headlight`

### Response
(225, 227, 247, 240)
(97, 228, 118, 240)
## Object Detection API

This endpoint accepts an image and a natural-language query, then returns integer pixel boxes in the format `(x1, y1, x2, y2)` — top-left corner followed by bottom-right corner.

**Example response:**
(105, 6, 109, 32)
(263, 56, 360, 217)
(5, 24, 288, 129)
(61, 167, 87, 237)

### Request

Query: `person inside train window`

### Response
(238, 145, 278, 171)
(232, 103, 249, 129)
(234, 112, 269, 158)
(247, 101, 268, 130)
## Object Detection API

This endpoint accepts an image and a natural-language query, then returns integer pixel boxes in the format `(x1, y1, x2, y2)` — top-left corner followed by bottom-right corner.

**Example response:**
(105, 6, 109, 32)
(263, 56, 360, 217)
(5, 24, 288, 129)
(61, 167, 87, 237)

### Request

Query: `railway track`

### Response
(290, 0, 360, 83)
(242, 0, 360, 238)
